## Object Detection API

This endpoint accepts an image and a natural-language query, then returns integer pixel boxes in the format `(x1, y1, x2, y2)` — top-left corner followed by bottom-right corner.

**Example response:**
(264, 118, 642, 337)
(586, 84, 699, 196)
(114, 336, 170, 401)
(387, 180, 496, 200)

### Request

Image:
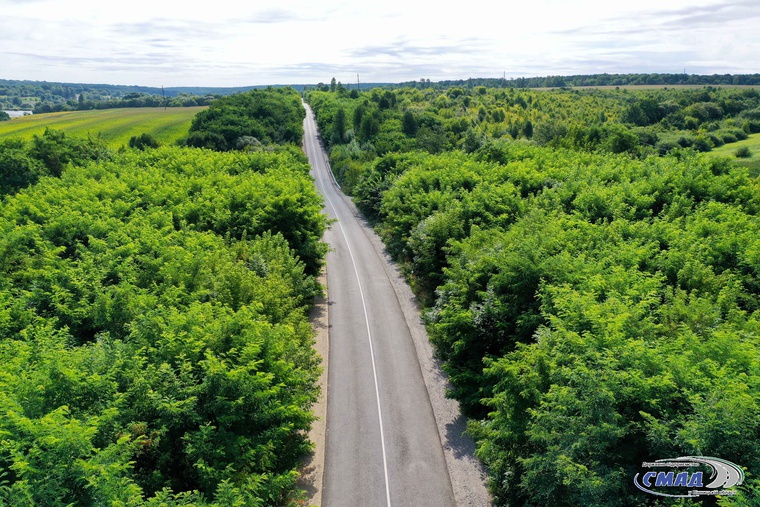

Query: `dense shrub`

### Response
(129, 132, 161, 150)
(308, 84, 760, 506)
(0, 146, 327, 506)
(735, 146, 752, 158)
(187, 88, 305, 151)
(0, 139, 42, 196)
(342, 140, 760, 506)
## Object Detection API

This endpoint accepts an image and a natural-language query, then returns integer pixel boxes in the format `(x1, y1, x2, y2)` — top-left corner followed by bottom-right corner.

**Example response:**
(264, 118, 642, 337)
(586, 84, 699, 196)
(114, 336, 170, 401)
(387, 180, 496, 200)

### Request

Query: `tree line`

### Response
(398, 73, 760, 90)
(0, 80, 257, 114)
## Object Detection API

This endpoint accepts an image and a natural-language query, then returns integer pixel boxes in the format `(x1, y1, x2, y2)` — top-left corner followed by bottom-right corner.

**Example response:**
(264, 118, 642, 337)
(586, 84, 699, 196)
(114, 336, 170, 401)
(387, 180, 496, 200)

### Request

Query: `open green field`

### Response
(707, 132, 760, 176)
(0, 106, 206, 147)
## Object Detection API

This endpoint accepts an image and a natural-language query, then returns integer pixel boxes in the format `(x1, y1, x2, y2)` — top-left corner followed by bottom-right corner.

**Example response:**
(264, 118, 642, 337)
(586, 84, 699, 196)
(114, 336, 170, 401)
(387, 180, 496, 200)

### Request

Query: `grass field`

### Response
(707, 133, 760, 176)
(0, 106, 206, 148)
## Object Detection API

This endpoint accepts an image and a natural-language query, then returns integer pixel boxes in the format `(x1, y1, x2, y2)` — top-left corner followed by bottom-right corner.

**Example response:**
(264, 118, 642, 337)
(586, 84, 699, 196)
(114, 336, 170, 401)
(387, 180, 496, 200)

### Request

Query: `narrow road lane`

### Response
(302, 103, 457, 506)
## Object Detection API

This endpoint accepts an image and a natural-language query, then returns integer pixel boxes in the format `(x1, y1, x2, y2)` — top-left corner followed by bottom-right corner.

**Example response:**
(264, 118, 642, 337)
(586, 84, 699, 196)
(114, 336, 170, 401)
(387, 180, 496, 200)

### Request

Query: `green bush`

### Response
(129, 132, 161, 150)
(721, 127, 749, 142)
(187, 88, 305, 151)
(28, 128, 111, 177)
(708, 132, 724, 147)
(735, 145, 752, 158)
(0, 139, 42, 195)
(692, 136, 712, 152)
(722, 133, 739, 144)
(743, 120, 760, 133)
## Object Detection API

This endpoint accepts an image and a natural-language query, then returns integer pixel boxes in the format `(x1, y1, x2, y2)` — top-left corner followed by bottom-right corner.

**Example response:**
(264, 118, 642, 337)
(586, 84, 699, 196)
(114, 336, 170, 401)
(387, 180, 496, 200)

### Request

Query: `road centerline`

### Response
(309, 117, 392, 507)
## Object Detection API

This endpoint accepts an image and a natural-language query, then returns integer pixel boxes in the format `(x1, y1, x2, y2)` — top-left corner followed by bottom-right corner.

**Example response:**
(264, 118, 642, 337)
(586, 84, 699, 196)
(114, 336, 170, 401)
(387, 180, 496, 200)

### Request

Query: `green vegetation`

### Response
(396, 73, 760, 90)
(709, 133, 760, 176)
(736, 146, 753, 158)
(0, 79, 317, 115)
(0, 79, 221, 113)
(0, 87, 328, 505)
(307, 85, 760, 178)
(129, 133, 161, 150)
(1, 129, 110, 195)
(187, 88, 305, 151)
(308, 83, 760, 505)
(0, 107, 205, 148)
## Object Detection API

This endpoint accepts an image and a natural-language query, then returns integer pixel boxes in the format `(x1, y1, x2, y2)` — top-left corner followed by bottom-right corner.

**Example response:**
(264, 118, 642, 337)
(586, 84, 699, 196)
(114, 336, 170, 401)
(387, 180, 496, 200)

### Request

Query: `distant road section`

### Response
(302, 102, 490, 506)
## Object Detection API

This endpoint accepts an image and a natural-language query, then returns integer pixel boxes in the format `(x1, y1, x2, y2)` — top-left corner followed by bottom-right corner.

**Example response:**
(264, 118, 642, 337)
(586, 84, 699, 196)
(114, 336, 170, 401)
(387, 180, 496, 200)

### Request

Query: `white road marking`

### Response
(304, 106, 393, 507)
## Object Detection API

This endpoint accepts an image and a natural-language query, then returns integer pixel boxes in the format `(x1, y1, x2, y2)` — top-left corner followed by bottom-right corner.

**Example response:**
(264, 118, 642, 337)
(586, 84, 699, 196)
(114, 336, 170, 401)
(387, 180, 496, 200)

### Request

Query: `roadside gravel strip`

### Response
(298, 269, 329, 506)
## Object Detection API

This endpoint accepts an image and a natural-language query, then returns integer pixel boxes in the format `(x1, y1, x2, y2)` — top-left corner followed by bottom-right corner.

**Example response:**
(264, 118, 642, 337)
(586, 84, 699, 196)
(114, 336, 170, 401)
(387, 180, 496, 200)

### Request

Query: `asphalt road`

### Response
(302, 103, 458, 507)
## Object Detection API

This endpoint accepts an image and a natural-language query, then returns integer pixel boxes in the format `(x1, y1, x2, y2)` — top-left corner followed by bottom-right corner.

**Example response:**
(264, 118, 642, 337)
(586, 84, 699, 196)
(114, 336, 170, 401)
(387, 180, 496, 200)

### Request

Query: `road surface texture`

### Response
(302, 102, 491, 506)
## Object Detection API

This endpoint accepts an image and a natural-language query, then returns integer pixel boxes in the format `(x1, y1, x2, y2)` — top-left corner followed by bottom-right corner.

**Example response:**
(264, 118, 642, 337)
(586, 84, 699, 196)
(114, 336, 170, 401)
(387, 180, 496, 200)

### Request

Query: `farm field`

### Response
(707, 132, 760, 175)
(0, 106, 206, 147)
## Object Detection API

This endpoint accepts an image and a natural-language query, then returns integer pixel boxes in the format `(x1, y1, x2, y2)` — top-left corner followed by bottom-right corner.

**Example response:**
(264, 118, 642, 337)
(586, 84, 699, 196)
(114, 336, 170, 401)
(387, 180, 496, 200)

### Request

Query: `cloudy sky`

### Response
(2, 0, 758, 88)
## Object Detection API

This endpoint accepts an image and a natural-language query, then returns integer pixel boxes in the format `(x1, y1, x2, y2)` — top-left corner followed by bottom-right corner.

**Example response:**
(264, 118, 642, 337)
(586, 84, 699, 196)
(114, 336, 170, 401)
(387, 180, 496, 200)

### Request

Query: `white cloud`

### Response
(0, 0, 757, 86)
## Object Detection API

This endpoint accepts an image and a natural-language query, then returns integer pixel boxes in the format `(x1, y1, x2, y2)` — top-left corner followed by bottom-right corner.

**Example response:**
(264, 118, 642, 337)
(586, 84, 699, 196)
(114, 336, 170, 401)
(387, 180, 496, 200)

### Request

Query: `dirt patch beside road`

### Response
(297, 268, 329, 506)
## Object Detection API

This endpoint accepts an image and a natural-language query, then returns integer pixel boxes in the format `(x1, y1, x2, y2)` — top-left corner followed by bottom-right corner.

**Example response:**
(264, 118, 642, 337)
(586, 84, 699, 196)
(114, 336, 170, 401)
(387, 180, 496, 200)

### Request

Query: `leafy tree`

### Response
(0, 139, 41, 195)
(27, 128, 110, 177)
(359, 112, 380, 141)
(522, 120, 533, 139)
(129, 133, 161, 150)
(402, 110, 418, 136)
(188, 88, 305, 151)
(332, 107, 347, 144)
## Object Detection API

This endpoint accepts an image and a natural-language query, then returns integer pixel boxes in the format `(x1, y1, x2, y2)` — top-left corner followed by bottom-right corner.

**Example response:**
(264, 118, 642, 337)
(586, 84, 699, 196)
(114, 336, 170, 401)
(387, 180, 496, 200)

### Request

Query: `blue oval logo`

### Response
(633, 456, 744, 498)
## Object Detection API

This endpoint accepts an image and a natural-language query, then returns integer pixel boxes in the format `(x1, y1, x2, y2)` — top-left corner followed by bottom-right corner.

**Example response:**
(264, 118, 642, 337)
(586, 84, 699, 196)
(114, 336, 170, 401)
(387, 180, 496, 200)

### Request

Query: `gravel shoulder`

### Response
(297, 268, 328, 507)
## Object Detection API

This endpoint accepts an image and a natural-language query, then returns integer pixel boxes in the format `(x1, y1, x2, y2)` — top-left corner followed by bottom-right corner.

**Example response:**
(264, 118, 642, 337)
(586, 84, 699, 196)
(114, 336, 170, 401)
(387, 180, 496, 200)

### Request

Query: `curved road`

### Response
(303, 103, 458, 506)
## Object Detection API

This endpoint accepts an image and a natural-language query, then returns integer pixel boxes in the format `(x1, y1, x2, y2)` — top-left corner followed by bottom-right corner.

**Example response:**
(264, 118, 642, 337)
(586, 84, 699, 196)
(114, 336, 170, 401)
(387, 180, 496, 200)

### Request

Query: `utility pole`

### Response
(161, 85, 166, 110)
(357, 74, 360, 91)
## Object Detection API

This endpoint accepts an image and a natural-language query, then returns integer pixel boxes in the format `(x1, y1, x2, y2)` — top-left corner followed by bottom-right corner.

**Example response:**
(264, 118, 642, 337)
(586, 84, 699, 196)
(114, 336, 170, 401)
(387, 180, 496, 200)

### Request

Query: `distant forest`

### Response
(0, 80, 298, 115)
(3, 74, 760, 116)
(402, 73, 760, 90)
